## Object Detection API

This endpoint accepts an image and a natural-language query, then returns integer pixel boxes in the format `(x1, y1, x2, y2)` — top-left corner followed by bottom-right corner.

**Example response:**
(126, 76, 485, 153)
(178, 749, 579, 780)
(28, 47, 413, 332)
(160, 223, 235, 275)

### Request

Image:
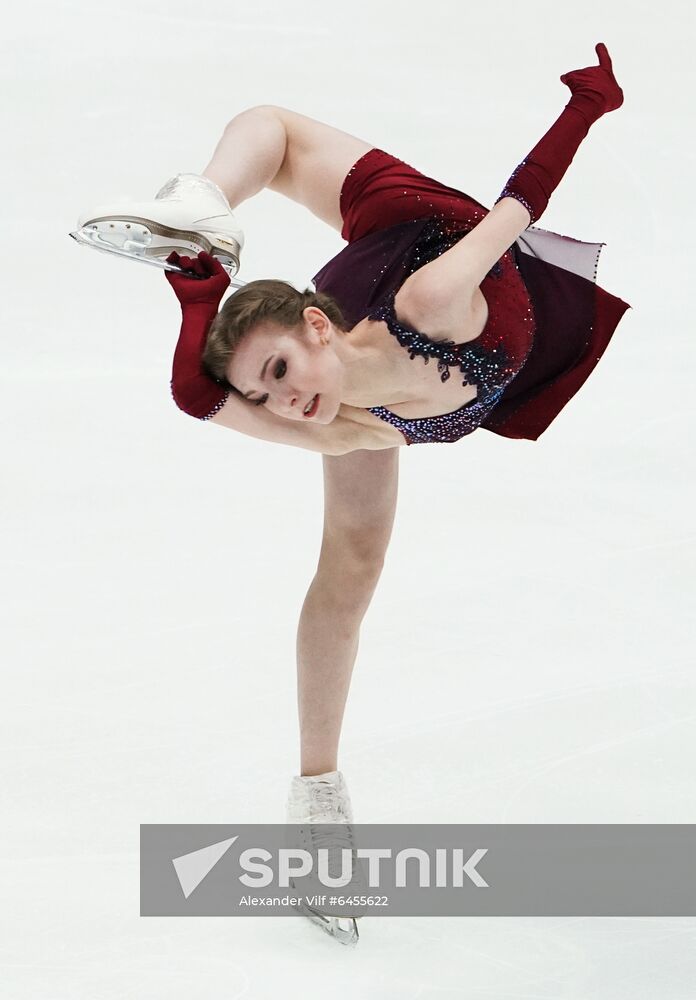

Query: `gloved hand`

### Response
(495, 42, 625, 224)
(560, 42, 624, 128)
(164, 250, 231, 420)
(164, 250, 230, 309)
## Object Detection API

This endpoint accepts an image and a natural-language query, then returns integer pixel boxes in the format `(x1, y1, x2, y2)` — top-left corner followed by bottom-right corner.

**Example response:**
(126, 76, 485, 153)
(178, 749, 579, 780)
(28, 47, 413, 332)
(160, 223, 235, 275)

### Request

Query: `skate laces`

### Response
(305, 782, 363, 881)
(307, 781, 352, 822)
(309, 821, 362, 882)
(155, 173, 232, 212)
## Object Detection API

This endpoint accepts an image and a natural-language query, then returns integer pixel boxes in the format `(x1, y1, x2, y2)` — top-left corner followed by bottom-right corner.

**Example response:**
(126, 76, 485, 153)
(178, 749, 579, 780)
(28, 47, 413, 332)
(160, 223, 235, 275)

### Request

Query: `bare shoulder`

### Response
(396, 197, 530, 310)
(393, 273, 487, 346)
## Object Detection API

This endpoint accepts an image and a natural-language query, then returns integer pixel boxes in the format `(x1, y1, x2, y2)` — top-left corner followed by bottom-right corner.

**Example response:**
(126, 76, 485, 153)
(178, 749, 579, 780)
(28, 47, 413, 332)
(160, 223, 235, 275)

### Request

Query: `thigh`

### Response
(264, 105, 376, 233)
(319, 447, 400, 565)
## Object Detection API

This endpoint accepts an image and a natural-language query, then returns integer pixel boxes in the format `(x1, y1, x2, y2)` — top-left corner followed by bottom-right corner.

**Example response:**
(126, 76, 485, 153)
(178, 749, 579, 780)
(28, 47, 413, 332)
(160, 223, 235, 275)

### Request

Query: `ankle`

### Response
(300, 764, 338, 778)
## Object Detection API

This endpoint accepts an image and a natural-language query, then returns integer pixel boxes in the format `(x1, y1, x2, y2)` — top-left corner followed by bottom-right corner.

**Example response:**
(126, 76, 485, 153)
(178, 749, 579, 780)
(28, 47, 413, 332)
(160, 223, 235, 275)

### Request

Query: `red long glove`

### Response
(495, 42, 624, 224)
(164, 251, 231, 419)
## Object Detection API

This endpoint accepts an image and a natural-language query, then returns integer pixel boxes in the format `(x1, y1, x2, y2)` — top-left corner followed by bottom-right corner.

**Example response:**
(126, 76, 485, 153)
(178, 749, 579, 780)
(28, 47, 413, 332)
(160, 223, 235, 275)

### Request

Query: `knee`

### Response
(244, 103, 285, 121)
(317, 543, 385, 610)
(319, 533, 387, 581)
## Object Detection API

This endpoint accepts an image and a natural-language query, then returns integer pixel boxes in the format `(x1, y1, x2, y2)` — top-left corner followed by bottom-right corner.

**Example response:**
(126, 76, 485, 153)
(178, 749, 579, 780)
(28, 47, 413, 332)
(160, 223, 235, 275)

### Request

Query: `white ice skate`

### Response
(69, 173, 246, 285)
(285, 770, 368, 947)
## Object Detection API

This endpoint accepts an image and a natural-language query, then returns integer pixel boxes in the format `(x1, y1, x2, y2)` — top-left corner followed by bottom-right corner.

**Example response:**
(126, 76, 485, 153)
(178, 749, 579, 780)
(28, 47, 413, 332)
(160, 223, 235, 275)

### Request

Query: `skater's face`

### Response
(227, 307, 345, 424)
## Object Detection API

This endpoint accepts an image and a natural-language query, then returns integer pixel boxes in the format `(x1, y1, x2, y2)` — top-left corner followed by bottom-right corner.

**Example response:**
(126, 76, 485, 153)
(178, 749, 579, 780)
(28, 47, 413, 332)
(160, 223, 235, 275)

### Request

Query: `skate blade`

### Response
(294, 898, 360, 946)
(68, 220, 245, 287)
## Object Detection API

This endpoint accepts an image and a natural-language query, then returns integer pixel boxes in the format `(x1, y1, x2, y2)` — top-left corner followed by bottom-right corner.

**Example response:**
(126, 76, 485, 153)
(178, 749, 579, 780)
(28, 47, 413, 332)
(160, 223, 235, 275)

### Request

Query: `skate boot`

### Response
(69, 173, 245, 283)
(285, 770, 369, 947)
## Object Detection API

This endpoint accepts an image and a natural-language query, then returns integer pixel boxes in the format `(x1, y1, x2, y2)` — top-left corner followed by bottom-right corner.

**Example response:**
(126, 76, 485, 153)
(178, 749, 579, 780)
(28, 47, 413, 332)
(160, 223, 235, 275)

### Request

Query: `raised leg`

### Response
(202, 106, 288, 210)
(202, 104, 375, 233)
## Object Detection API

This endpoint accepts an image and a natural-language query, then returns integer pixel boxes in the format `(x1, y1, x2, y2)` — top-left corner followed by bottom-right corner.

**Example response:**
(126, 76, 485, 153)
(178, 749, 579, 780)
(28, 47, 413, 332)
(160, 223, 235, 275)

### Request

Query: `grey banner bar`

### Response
(140, 824, 696, 917)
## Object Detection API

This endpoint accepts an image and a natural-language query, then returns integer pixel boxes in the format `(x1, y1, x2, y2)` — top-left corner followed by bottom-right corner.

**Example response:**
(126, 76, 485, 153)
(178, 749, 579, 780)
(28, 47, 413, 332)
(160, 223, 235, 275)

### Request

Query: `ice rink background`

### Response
(2, 0, 695, 995)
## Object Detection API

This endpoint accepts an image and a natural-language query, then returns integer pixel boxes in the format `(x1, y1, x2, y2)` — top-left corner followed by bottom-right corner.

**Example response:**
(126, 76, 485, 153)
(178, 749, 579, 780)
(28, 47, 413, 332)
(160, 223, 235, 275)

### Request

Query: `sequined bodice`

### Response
(312, 211, 536, 446)
(362, 218, 535, 444)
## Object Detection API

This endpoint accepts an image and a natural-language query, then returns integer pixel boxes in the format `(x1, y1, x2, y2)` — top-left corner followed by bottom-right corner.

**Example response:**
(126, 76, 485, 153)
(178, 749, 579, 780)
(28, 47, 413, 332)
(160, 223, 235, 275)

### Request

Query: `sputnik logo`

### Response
(172, 836, 239, 899)
(171, 835, 490, 896)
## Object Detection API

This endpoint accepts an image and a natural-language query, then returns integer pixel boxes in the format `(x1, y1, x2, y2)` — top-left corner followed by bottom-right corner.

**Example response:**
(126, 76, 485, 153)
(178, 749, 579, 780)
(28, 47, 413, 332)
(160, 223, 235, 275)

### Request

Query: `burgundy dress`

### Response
(311, 148, 632, 445)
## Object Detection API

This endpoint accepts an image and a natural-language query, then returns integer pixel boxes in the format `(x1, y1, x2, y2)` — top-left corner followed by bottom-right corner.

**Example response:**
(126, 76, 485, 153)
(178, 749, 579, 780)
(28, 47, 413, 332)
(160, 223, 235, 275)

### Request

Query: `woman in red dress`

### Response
(74, 42, 630, 944)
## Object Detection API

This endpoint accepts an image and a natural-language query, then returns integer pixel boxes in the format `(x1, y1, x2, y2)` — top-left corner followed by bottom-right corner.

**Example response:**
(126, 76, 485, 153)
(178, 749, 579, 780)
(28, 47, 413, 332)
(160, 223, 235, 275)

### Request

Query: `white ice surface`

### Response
(2, 0, 695, 996)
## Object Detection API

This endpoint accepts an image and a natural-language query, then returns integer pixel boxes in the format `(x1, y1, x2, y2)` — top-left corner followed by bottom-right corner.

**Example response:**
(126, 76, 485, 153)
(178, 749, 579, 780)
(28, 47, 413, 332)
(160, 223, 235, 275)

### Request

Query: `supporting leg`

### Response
(296, 561, 383, 776)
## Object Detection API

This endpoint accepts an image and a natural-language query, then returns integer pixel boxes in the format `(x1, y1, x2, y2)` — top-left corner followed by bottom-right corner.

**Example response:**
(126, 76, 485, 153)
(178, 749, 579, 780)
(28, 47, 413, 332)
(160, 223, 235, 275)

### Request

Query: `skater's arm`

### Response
(207, 392, 361, 455)
(397, 43, 624, 319)
(396, 196, 531, 334)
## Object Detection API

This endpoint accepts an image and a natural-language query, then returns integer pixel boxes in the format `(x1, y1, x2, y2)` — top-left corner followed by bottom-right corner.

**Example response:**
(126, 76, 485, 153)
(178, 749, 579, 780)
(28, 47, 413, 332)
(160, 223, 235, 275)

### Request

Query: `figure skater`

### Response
(74, 42, 630, 944)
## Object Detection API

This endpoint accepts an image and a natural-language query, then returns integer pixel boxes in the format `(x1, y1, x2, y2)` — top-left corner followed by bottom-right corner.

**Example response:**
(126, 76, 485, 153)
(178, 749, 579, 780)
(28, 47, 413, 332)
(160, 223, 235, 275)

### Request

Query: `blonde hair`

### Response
(201, 279, 351, 391)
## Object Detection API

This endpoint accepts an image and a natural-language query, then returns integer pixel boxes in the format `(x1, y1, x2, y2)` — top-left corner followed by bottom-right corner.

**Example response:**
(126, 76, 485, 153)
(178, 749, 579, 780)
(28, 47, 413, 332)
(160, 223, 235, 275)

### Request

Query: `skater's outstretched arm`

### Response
(399, 42, 624, 325)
